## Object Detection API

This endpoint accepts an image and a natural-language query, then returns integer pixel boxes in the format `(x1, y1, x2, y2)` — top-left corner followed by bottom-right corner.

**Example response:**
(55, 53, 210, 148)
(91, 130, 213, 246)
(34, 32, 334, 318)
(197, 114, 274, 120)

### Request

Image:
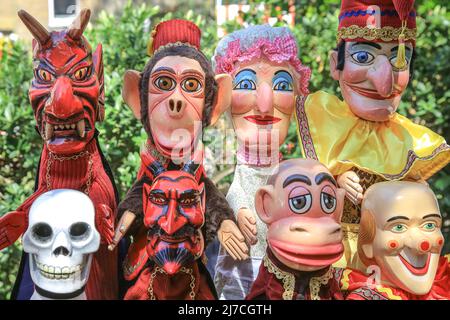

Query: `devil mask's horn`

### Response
(17, 10, 51, 46)
(67, 8, 91, 40)
(182, 161, 200, 176)
(147, 160, 166, 178)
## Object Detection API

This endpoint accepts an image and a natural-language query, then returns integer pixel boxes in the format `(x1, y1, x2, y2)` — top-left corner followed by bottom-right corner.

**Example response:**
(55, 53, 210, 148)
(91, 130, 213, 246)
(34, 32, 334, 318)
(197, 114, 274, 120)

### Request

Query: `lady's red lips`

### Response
(244, 115, 281, 125)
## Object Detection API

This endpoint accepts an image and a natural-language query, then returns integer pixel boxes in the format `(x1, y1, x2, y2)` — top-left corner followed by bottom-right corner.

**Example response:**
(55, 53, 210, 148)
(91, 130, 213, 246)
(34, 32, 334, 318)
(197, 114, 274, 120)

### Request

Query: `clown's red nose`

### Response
(163, 261, 181, 275)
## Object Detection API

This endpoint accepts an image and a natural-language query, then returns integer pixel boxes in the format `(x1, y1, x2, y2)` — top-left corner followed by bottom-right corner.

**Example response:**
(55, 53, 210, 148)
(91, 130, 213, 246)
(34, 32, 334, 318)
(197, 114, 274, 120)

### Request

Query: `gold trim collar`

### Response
(263, 254, 333, 300)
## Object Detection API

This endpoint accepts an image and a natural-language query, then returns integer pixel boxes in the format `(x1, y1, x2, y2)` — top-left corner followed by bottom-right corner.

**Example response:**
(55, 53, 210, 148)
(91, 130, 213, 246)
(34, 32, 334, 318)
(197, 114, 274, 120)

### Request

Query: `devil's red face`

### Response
(143, 169, 205, 275)
(29, 31, 104, 155)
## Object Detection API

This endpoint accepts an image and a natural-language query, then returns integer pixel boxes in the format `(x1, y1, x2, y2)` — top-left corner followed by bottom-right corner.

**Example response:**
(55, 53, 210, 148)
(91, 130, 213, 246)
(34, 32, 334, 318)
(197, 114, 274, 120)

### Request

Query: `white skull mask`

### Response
(23, 189, 100, 296)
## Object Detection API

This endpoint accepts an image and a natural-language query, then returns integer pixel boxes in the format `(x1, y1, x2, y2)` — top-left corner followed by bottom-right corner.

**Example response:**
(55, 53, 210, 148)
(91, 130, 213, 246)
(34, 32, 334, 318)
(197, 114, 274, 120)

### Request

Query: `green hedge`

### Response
(0, 0, 448, 299)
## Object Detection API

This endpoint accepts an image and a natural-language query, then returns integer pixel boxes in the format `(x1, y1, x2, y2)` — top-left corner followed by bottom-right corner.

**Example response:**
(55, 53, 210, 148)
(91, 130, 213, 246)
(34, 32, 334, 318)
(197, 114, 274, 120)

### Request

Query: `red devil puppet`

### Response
(0, 9, 118, 300)
(124, 160, 216, 300)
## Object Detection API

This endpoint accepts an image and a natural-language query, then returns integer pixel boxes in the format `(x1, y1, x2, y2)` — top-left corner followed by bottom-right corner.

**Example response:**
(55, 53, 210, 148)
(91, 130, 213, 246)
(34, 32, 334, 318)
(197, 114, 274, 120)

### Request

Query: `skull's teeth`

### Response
(37, 263, 83, 279)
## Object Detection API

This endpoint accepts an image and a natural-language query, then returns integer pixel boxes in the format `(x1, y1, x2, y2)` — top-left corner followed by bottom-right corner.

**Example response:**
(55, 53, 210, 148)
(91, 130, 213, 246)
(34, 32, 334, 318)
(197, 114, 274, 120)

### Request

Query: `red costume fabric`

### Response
(246, 249, 344, 300)
(15, 138, 118, 300)
(124, 260, 216, 300)
(148, 19, 201, 55)
(339, 255, 450, 300)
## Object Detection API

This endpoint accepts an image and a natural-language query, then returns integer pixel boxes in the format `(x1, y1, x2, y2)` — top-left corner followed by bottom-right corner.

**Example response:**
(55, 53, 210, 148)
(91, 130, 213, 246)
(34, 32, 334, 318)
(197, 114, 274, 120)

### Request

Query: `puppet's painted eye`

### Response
(234, 79, 256, 90)
(180, 196, 199, 207)
(351, 51, 375, 64)
(389, 55, 410, 71)
(182, 78, 202, 92)
(273, 80, 293, 92)
(155, 76, 176, 91)
(320, 192, 336, 214)
(289, 194, 312, 214)
(422, 222, 437, 232)
(150, 193, 168, 206)
(273, 71, 293, 92)
(391, 224, 407, 233)
(72, 66, 90, 81)
(36, 69, 55, 83)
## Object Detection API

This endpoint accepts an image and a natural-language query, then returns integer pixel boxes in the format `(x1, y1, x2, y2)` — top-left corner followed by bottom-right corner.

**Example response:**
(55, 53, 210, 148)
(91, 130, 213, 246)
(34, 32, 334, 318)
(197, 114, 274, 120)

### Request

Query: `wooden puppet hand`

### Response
(237, 208, 258, 245)
(108, 210, 136, 251)
(95, 204, 115, 245)
(337, 171, 364, 205)
(218, 219, 249, 261)
(0, 210, 27, 250)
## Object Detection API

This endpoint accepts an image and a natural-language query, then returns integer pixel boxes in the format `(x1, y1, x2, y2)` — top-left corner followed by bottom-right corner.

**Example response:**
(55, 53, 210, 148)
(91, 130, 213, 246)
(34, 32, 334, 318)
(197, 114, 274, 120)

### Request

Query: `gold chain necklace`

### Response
(46, 151, 93, 195)
(147, 266, 196, 300)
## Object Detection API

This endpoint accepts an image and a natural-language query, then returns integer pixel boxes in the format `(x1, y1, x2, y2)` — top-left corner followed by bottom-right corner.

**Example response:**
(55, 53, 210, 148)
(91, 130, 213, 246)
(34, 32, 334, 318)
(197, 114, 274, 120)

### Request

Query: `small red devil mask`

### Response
(18, 9, 104, 155)
(143, 161, 205, 275)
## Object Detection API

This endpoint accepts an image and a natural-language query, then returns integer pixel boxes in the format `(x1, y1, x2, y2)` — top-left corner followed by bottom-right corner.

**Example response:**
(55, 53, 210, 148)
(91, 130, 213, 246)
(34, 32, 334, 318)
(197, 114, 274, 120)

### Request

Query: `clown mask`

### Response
(359, 181, 444, 295)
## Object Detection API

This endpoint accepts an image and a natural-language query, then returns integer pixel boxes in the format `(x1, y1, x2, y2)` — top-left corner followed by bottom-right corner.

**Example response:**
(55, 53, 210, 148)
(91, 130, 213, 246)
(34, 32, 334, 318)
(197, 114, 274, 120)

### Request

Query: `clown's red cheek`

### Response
(387, 240, 399, 250)
(437, 238, 444, 247)
(420, 240, 430, 252)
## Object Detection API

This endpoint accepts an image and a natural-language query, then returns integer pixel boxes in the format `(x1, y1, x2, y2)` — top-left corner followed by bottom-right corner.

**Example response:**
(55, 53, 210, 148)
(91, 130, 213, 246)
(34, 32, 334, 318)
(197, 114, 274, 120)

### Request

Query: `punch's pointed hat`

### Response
(337, 0, 416, 69)
(147, 19, 201, 56)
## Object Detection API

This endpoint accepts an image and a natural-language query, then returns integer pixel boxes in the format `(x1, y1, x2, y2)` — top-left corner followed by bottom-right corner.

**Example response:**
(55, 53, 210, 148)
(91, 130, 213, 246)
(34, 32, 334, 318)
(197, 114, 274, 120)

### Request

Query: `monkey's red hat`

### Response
(147, 19, 201, 56)
(337, 0, 416, 45)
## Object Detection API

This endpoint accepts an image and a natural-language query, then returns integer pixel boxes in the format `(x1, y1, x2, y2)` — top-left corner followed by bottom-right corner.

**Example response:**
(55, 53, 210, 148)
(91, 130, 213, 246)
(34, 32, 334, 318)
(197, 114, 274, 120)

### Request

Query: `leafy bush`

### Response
(0, 0, 448, 299)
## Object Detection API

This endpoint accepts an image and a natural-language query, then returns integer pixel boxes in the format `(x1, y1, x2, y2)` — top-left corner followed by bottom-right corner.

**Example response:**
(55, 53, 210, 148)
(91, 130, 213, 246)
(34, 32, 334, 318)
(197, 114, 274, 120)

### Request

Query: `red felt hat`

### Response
(147, 19, 201, 56)
(337, 0, 416, 45)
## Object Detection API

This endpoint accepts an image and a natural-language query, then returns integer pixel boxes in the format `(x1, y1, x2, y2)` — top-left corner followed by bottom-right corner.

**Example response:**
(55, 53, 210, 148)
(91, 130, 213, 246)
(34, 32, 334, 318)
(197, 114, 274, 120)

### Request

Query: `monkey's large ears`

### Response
(209, 74, 232, 126)
(329, 50, 340, 81)
(255, 185, 275, 225)
(122, 70, 142, 119)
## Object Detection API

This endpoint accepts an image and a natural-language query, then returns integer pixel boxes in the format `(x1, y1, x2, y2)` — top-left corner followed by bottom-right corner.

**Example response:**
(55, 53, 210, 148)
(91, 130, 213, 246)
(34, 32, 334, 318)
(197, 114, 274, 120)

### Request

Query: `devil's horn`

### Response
(182, 161, 200, 176)
(147, 160, 166, 178)
(67, 8, 91, 40)
(17, 10, 51, 46)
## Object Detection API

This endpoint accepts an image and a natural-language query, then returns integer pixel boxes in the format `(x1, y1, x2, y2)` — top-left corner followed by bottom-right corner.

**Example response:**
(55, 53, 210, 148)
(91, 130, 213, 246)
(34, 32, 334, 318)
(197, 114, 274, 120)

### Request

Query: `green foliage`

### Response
(0, 0, 449, 299)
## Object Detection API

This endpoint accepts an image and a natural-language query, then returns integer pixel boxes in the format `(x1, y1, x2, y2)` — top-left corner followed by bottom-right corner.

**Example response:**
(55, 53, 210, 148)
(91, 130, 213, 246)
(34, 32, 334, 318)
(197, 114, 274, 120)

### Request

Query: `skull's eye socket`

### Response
(32, 223, 53, 242)
(72, 66, 90, 81)
(36, 69, 54, 83)
(154, 76, 176, 91)
(69, 222, 90, 240)
(181, 78, 202, 92)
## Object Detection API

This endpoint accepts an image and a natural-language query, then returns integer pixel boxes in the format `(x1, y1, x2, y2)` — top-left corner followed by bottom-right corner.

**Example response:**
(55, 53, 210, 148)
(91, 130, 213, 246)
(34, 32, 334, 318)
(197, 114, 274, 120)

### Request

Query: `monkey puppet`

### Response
(108, 19, 247, 283)
(338, 181, 450, 300)
(212, 25, 311, 299)
(124, 161, 216, 300)
(246, 159, 346, 300)
(0, 9, 119, 300)
(295, 0, 450, 269)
